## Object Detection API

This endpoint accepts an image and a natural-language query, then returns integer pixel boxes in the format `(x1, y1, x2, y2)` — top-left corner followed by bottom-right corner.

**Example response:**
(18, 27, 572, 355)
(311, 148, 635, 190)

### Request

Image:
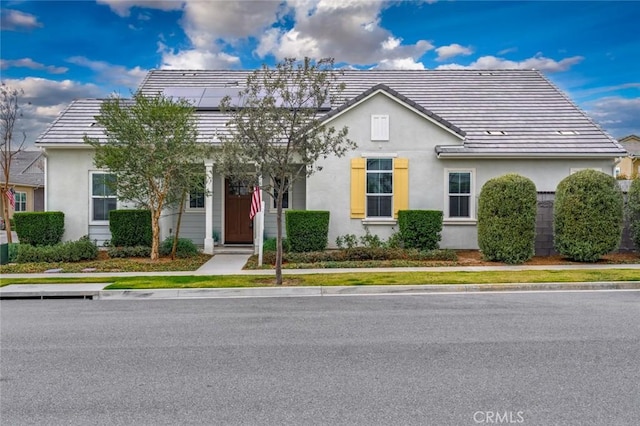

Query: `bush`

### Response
(627, 178, 640, 252)
(13, 211, 64, 246)
(397, 210, 443, 251)
(263, 237, 289, 253)
(107, 245, 151, 258)
(8, 243, 19, 262)
(15, 236, 98, 263)
(478, 174, 537, 264)
(159, 237, 199, 258)
(285, 210, 330, 252)
(554, 170, 624, 262)
(261, 247, 457, 265)
(109, 210, 152, 247)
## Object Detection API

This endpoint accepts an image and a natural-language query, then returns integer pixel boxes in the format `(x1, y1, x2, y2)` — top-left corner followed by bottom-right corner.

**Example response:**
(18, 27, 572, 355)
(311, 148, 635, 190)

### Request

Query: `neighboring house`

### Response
(617, 134, 640, 178)
(35, 69, 626, 252)
(0, 150, 45, 219)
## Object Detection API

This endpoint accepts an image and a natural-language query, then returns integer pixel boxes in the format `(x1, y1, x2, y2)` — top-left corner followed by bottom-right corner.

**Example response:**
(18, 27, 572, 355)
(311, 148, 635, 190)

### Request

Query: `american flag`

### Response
(250, 186, 262, 219)
(5, 188, 15, 209)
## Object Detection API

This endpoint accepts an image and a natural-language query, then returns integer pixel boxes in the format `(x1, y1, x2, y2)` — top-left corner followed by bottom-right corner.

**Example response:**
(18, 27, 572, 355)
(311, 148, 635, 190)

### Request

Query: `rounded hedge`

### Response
(477, 174, 537, 264)
(159, 237, 199, 258)
(627, 178, 640, 252)
(554, 169, 623, 262)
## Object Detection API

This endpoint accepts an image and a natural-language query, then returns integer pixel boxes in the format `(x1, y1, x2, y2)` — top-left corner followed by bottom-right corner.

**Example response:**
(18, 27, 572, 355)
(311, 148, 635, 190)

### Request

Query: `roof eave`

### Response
(436, 151, 625, 159)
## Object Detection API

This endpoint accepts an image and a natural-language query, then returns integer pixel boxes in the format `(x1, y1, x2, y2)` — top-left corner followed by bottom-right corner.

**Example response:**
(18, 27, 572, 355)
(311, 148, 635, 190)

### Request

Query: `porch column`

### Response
(203, 161, 214, 254)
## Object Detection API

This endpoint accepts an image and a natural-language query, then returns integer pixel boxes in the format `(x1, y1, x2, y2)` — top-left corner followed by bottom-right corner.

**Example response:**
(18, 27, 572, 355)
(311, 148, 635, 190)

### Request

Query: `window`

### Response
(366, 158, 393, 217)
(351, 157, 408, 219)
(271, 176, 291, 210)
(91, 172, 117, 222)
(188, 176, 205, 209)
(447, 171, 472, 218)
(14, 191, 27, 212)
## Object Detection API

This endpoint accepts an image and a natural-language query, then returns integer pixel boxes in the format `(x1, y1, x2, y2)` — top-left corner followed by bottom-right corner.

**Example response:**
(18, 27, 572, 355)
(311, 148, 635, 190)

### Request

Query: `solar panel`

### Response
(199, 87, 244, 109)
(163, 87, 205, 106)
(162, 86, 331, 110)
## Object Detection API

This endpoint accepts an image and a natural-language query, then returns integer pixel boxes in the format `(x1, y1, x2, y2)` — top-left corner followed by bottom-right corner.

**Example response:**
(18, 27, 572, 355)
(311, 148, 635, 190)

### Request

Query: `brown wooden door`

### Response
(225, 179, 253, 243)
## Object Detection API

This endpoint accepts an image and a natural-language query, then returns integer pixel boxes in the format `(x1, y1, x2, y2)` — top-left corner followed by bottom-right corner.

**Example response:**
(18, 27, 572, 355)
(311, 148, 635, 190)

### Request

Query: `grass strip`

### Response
(1, 269, 638, 289)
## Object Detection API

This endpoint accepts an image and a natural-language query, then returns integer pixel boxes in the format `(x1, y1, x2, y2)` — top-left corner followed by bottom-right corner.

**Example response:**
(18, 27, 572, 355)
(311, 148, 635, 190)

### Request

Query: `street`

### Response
(2, 291, 639, 425)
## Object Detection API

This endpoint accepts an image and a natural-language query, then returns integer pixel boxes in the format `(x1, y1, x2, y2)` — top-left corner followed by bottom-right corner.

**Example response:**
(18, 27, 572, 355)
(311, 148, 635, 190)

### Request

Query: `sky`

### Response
(1, 0, 639, 148)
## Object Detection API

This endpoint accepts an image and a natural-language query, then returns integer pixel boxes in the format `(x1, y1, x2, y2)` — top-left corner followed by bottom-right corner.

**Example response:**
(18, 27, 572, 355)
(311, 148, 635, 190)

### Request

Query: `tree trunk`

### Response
(2, 190, 12, 243)
(151, 209, 161, 261)
(275, 187, 284, 286)
(171, 190, 187, 260)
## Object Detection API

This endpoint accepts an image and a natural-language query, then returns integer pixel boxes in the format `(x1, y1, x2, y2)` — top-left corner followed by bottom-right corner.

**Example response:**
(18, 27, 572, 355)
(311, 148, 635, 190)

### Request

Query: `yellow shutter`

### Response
(393, 158, 409, 218)
(350, 158, 366, 218)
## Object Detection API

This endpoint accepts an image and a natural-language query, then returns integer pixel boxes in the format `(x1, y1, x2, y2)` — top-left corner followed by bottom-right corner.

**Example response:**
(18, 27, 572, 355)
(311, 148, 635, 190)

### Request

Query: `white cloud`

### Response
(66, 57, 148, 88)
(158, 44, 240, 69)
(96, 0, 183, 17)
(436, 53, 584, 73)
(2, 78, 103, 148)
(0, 8, 43, 31)
(256, 1, 433, 67)
(585, 96, 640, 138)
(435, 43, 473, 61)
(0, 58, 68, 74)
(374, 58, 426, 70)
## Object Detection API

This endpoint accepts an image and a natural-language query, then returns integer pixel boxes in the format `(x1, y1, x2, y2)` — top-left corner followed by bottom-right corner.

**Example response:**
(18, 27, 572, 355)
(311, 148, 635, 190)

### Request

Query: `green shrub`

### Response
(478, 174, 537, 264)
(554, 170, 624, 262)
(285, 210, 330, 252)
(627, 178, 640, 252)
(8, 243, 19, 262)
(335, 234, 358, 249)
(109, 210, 152, 247)
(159, 237, 199, 258)
(263, 237, 289, 253)
(107, 245, 151, 258)
(13, 211, 64, 246)
(15, 236, 98, 263)
(261, 247, 457, 265)
(397, 210, 443, 251)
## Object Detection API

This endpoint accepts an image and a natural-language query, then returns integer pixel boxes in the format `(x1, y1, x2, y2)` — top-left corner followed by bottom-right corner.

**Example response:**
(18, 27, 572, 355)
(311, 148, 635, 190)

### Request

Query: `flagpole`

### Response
(257, 177, 264, 267)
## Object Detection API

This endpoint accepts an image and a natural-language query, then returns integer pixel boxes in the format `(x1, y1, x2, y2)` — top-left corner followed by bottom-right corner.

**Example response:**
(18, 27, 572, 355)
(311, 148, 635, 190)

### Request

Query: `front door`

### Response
(225, 179, 253, 243)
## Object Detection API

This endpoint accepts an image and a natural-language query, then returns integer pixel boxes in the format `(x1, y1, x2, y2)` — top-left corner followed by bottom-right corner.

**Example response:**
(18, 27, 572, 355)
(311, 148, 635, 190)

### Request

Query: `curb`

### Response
(2, 281, 639, 300)
(96, 281, 640, 300)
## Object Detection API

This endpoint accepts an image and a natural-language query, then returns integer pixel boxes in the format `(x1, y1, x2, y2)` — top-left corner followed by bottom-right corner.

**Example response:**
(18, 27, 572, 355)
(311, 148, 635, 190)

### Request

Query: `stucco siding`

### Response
(45, 148, 96, 242)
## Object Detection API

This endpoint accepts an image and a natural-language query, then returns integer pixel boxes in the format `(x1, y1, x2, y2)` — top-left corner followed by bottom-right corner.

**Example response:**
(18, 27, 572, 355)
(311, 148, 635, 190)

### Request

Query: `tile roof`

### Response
(36, 69, 626, 157)
(0, 150, 44, 187)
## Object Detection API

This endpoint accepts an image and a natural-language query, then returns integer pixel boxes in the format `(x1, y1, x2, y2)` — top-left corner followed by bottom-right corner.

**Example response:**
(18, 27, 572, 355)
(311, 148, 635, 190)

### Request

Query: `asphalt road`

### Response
(1, 291, 639, 425)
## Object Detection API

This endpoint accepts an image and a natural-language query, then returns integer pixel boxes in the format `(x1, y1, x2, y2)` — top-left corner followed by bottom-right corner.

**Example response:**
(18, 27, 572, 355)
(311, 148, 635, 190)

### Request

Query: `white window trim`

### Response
(269, 175, 293, 213)
(366, 157, 394, 219)
(89, 171, 117, 225)
(14, 191, 27, 212)
(444, 168, 476, 222)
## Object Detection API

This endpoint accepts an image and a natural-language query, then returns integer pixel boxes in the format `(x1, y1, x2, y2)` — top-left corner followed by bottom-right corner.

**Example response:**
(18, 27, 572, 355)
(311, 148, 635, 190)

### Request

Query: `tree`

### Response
(214, 57, 356, 285)
(85, 92, 208, 260)
(627, 178, 640, 252)
(1, 84, 27, 243)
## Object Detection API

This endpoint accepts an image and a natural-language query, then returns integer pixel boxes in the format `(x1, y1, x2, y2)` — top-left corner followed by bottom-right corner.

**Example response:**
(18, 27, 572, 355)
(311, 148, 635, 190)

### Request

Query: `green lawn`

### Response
(1, 268, 638, 289)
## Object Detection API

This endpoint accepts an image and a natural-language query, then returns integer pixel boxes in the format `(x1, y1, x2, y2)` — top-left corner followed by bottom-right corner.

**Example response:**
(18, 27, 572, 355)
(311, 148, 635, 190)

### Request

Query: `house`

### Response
(35, 69, 626, 252)
(1, 150, 45, 219)
(617, 134, 640, 178)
